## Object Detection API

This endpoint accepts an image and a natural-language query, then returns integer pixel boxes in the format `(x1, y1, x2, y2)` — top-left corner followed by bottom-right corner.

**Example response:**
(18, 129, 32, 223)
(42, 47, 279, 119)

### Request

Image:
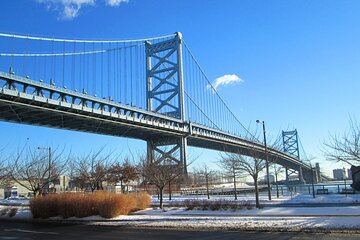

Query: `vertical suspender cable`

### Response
(124, 44, 127, 104)
(108, 42, 111, 100)
(62, 40, 65, 87)
(119, 46, 122, 103)
(113, 44, 116, 102)
(93, 42, 96, 96)
(101, 42, 104, 98)
(136, 45, 139, 107)
(71, 42, 75, 90)
(130, 45, 133, 106)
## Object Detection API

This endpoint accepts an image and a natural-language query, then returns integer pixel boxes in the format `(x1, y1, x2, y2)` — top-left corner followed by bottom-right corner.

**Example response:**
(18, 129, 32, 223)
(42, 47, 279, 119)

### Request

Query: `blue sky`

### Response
(0, 0, 359, 176)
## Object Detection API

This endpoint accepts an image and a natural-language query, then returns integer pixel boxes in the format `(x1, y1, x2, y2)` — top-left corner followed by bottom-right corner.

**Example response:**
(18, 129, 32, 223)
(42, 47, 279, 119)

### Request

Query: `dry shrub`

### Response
(98, 192, 136, 218)
(0, 208, 9, 216)
(209, 200, 222, 211)
(9, 208, 18, 217)
(132, 192, 151, 211)
(184, 199, 199, 210)
(30, 191, 151, 219)
(30, 194, 59, 218)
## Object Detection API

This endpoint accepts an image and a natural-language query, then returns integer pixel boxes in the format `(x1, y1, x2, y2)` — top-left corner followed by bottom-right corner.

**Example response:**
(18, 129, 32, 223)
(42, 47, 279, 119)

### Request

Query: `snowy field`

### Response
(1, 193, 360, 232)
(152, 192, 360, 205)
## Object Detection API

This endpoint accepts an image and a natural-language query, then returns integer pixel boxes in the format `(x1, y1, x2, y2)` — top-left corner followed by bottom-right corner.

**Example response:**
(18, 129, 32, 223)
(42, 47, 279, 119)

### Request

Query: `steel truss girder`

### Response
(0, 73, 315, 178)
(0, 72, 188, 138)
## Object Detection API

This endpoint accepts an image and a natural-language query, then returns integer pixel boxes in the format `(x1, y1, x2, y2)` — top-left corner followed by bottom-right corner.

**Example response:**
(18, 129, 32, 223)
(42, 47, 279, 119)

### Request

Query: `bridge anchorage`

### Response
(0, 31, 321, 181)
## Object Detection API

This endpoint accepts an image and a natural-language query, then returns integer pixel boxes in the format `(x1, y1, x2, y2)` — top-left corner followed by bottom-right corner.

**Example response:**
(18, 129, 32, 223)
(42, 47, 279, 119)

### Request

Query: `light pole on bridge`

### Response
(256, 120, 272, 201)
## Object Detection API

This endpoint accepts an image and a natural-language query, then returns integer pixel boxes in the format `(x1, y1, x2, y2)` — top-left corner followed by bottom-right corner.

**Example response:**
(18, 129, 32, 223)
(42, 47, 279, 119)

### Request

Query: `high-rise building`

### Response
(333, 168, 346, 180)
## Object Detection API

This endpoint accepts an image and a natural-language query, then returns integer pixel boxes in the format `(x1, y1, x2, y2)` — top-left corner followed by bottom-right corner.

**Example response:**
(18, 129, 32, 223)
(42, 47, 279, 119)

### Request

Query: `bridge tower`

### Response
(145, 32, 188, 174)
(282, 130, 304, 183)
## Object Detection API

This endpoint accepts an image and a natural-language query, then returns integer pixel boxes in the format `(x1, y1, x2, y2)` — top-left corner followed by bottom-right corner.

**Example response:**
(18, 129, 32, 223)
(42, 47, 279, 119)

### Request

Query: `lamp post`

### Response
(311, 167, 316, 198)
(256, 120, 272, 201)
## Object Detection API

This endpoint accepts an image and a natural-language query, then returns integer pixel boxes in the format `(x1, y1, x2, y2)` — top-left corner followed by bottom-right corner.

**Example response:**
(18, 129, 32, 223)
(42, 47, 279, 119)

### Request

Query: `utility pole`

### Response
(257, 120, 272, 201)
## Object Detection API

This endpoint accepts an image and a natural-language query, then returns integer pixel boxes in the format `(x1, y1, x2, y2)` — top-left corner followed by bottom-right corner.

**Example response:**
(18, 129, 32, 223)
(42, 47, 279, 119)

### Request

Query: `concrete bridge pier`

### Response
(302, 167, 318, 184)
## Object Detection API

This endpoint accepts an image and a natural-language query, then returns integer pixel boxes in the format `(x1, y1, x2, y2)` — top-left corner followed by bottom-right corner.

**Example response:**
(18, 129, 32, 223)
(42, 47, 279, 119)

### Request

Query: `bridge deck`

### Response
(0, 72, 313, 176)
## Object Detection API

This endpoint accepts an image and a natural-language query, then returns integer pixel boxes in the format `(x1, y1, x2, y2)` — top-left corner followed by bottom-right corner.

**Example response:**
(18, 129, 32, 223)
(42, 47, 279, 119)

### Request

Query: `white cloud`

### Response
(105, 0, 128, 7)
(36, 0, 129, 20)
(211, 74, 244, 90)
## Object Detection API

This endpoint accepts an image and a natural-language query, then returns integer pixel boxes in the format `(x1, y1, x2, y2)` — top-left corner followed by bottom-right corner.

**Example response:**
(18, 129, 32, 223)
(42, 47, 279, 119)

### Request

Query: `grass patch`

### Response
(30, 191, 151, 219)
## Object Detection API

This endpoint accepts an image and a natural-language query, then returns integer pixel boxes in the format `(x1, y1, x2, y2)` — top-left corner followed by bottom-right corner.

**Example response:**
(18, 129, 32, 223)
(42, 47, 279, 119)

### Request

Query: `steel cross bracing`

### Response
(282, 130, 306, 183)
(146, 32, 187, 173)
(282, 130, 300, 159)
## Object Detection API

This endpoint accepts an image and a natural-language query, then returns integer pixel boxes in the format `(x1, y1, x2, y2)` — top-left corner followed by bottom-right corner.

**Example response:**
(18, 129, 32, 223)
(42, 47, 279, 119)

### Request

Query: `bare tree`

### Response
(107, 158, 139, 193)
(324, 118, 360, 166)
(0, 161, 11, 189)
(220, 147, 267, 208)
(139, 156, 184, 209)
(0, 148, 12, 189)
(272, 165, 283, 198)
(218, 153, 242, 200)
(72, 148, 113, 192)
(9, 147, 69, 196)
(195, 164, 214, 199)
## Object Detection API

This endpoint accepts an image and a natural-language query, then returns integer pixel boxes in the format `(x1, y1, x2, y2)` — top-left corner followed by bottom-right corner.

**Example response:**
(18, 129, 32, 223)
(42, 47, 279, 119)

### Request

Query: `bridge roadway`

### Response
(0, 72, 313, 181)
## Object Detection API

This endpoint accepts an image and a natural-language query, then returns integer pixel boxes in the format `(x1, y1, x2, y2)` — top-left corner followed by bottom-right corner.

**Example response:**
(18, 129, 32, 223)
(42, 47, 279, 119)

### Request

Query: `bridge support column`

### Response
(285, 168, 289, 185)
(298, 166, 305, 184)
(145, 32, 188, 174)
(315, 163, 321, 183)
(147, 138, 187, 174)
(302, 168, 317, 184)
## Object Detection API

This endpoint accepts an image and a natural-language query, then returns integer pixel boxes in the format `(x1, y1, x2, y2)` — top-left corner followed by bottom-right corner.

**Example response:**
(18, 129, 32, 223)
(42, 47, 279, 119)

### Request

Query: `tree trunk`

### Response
(168, 180, 172, 200)
(206, 175, 210, 200)
(275, 173, 279, 198)
(159, 187, 164, 209)
(254, 177, 260, 208)
(233, 170, 237, 200)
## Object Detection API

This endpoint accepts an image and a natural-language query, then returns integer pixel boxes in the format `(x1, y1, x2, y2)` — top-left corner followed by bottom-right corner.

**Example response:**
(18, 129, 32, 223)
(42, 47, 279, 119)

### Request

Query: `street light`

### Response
(311, 167, 316, 198)
(256, 120, 272, 201)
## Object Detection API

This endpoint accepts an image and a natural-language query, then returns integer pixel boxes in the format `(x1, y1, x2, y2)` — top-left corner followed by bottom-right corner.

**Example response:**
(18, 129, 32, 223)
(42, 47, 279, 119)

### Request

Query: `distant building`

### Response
(264, 174, 275, 183)
(333, 168, 346, 180)
(347, 169, 352, 180)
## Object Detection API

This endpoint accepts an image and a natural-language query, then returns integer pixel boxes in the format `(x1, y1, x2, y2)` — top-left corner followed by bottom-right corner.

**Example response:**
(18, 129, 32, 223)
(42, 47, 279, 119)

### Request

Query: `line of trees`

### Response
(3, 115, 357, 209)
(1, 147, 140, 196)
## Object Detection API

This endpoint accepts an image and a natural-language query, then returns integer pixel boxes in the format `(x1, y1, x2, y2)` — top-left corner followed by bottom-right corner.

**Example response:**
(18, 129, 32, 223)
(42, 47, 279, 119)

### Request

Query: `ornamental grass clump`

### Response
(30, 191, 151, 219)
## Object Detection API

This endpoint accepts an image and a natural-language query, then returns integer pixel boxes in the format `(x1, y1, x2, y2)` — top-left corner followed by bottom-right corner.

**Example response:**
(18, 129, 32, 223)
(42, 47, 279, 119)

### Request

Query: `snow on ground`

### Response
(0, 197, 30, 206)
(1, 193, 360, 231)
(153, 193, 360, 205)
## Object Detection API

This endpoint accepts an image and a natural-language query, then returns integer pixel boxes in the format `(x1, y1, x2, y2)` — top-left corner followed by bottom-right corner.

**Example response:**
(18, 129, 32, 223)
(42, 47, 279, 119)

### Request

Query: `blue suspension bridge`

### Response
(0, 32, 321, 183)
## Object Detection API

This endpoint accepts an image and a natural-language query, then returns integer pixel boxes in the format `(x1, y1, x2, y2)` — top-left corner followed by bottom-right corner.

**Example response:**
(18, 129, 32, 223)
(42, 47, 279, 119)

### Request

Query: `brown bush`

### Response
(30, 191, 151, 219)
(30, 194, 59, 218)
(132, 192, 151, 211)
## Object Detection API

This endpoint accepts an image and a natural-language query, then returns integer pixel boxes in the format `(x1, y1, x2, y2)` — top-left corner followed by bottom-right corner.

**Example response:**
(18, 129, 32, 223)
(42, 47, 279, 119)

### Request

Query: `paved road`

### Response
(0, 221, 359, 240)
